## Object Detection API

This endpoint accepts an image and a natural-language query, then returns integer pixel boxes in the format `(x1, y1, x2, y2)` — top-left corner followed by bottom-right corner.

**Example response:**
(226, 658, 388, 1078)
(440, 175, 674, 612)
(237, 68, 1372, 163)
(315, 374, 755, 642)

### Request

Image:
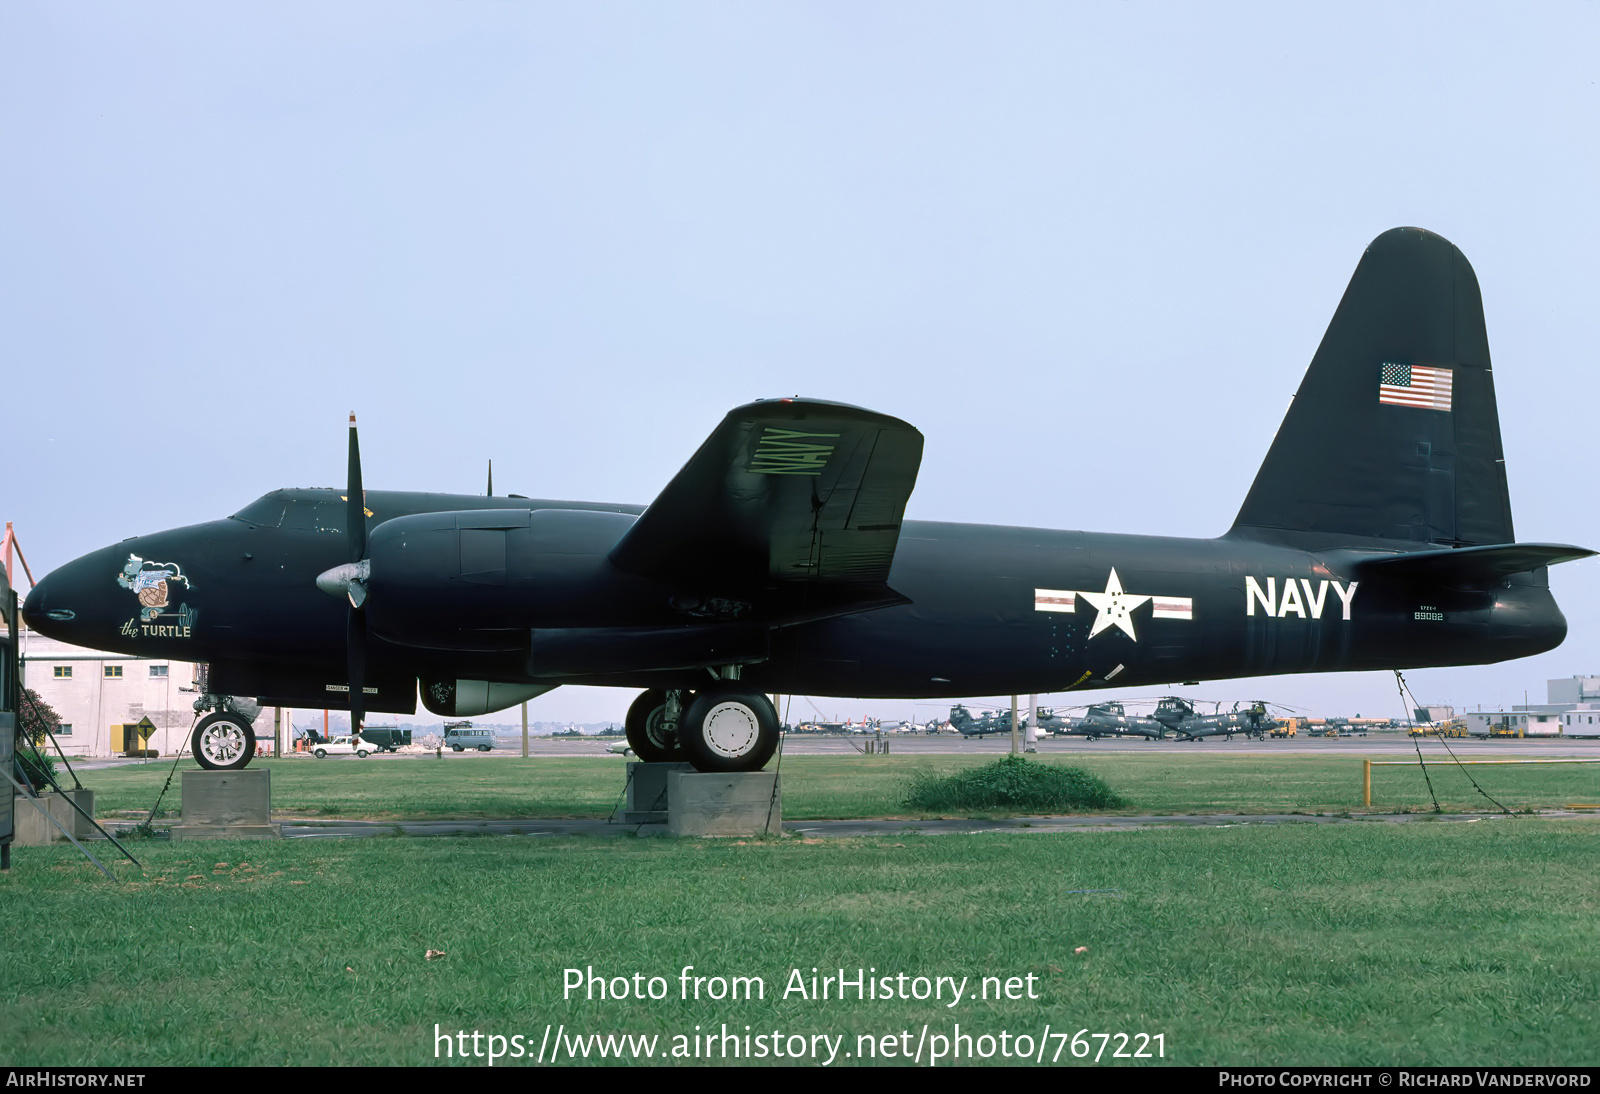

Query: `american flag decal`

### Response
(1379, 362, 1452, 411)
(1034, 589, 1076, 613)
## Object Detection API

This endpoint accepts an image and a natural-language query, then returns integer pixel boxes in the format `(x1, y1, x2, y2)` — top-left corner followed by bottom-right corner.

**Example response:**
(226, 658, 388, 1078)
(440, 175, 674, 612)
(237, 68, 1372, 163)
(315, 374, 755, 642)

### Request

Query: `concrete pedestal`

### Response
(12, 790, 94, 846)
(170, 768, 278, 840)
(64, 789, 96, 839)
(624, 762, 695, 823)
(667, 770, 782, 837)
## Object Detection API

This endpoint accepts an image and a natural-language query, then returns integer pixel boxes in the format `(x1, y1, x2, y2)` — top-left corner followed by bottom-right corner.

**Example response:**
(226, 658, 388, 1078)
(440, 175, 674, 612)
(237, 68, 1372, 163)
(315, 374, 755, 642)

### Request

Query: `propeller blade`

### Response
(347, 412, 366, 564)
(343, 413, 370, 733)
(347, 606, 366, 733)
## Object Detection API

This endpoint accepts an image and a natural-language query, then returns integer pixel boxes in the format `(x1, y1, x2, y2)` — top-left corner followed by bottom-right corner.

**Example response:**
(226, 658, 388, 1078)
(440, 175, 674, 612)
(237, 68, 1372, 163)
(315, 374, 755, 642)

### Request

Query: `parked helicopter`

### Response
(1148, 697, 1280, 741)
(948, 704, 1013, 738)
(22, 228, 1592, 775)
(1036, 702, 1168, 740)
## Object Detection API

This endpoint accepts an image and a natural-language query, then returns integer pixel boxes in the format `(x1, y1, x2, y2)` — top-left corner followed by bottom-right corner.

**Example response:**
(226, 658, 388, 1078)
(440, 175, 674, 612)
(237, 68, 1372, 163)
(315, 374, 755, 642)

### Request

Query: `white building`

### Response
(1460, 709, 1574, 737)
(18, 627, 274, 758)
(1547, 675, 1600, 707)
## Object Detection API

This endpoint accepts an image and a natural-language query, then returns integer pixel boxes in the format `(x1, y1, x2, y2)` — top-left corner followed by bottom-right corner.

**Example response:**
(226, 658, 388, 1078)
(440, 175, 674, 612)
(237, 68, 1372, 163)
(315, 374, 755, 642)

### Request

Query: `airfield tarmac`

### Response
(423, 732, 1600, 760)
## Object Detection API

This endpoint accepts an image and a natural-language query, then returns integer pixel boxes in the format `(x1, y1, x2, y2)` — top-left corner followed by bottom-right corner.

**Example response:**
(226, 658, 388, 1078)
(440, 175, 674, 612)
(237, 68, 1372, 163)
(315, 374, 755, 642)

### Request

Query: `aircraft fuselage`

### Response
(23, 487, 1565, 711)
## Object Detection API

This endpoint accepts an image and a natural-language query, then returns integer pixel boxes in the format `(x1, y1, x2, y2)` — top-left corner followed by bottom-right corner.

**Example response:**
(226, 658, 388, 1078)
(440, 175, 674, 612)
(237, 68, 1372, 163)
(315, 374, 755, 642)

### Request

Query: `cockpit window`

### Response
(280, 499, 346, 534)
(231, 494, 288, 528)
(231, 492, 348, 533)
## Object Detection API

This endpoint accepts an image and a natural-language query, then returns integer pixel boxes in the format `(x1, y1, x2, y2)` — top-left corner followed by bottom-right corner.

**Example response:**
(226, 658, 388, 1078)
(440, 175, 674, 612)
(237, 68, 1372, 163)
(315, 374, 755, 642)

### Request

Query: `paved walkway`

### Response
(269, 809, 1595, 840)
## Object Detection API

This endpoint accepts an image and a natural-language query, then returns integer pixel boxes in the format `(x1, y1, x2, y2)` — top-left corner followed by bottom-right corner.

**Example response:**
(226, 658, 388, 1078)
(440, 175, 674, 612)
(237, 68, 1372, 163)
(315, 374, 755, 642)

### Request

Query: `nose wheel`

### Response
(191, 711, 257, 770)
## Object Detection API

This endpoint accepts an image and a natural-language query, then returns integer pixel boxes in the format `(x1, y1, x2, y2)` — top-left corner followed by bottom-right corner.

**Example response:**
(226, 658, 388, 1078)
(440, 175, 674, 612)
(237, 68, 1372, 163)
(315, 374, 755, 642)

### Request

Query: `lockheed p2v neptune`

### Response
(22, 229, 1593, 773)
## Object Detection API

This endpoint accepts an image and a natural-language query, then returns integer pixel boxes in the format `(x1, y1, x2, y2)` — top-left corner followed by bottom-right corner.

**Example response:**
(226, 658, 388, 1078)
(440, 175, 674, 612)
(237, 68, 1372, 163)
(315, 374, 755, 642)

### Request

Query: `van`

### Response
(443, 722, 496, 752)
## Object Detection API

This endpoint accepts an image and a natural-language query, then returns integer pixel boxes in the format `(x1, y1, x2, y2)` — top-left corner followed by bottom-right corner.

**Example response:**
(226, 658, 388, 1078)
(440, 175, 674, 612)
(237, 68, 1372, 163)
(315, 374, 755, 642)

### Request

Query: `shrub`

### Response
(15, 688, 62, 790)
(16, 745, 57, 792)
(902, 754, 1126, 813)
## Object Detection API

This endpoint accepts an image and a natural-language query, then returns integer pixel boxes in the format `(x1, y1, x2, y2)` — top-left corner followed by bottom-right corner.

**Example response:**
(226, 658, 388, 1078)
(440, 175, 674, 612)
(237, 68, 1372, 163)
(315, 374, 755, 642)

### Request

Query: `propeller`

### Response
(314, 413, 371, 732)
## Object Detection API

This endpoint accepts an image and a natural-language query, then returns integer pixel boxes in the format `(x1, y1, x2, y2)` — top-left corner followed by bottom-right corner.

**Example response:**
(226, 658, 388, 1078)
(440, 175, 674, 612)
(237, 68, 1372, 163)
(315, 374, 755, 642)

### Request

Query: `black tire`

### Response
(679, 687, 779, 773)
(452, 746, 463, 752)
(356, 749, 369, 758)
(314, 748, 328, 759)
(625, 689, 689, 763)
(478, 746, 491, 752)
(193, 712, 256, 770)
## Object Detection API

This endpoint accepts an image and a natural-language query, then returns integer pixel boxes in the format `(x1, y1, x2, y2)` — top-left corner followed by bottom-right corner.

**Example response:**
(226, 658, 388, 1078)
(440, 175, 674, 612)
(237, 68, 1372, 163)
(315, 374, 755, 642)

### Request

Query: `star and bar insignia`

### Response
(1033, 569, 1192, 641)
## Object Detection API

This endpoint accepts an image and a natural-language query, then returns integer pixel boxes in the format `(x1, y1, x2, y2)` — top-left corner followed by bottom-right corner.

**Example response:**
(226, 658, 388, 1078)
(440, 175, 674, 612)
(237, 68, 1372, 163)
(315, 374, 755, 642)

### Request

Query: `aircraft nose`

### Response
(23, 571, 69, 639)
(21, 548, 126, 646)
(23, 566, 82, 638)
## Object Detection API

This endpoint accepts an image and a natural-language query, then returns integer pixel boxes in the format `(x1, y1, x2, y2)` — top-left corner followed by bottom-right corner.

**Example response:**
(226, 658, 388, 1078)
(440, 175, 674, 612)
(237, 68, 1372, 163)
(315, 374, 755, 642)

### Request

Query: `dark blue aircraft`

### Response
(23, 229, 1592, 774)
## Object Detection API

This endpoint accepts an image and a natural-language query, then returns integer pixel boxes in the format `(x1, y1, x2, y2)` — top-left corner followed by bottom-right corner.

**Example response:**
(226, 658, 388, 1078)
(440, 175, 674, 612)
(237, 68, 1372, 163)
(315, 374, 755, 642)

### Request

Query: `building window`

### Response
(53, 665, 72, 678)
(57, 724, 72, 736)
(104, 665, 122, 678)
(149, 665, 168, 678)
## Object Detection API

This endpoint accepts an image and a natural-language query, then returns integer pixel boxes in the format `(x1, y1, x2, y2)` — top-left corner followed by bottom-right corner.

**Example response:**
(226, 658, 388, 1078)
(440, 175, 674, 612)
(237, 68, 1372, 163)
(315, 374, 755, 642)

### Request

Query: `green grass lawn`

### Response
(2, 822, 1595, 1066)
(78, 751, 1600, 821)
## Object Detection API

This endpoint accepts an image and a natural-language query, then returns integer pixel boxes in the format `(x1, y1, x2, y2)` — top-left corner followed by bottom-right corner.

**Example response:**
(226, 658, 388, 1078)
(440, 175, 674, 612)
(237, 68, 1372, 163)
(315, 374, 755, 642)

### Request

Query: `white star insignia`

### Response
(1077, 568, 1152, 641)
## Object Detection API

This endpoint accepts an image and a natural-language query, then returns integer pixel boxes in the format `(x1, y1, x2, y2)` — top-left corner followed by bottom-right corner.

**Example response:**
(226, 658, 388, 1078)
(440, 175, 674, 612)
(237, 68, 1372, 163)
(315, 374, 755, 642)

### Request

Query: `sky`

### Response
(4, 2, 1597, 725)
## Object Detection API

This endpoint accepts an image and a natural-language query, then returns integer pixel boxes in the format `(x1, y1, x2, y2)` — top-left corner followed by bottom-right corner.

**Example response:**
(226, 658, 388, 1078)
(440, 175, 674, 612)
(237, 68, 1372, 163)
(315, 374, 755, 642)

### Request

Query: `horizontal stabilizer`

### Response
(1345, 542, 1595, 584)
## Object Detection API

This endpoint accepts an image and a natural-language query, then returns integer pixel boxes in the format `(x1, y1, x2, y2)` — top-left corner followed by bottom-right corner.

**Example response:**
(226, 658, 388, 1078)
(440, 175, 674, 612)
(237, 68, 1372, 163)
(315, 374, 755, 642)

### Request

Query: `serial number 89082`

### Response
(1070, 1031, 1164, 1062)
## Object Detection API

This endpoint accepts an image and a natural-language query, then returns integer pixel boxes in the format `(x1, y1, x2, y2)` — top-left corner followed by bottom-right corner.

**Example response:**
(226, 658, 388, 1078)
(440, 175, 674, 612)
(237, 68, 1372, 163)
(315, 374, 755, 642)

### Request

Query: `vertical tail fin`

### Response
(1229, 227, 1513, 549)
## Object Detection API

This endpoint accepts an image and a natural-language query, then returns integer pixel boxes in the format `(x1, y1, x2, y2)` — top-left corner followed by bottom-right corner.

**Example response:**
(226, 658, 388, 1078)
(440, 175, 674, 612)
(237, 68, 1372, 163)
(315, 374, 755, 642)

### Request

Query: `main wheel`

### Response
(192, 712, 257, 771)
(679, 687, 779, 772)
(625, 689, 686, 763)
(314, 748, 328, 759)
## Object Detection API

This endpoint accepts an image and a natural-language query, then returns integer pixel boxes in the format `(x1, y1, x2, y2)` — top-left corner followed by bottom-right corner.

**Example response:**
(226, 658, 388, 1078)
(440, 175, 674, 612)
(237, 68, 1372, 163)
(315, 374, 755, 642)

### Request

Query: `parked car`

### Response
(312, 734, 372, 759)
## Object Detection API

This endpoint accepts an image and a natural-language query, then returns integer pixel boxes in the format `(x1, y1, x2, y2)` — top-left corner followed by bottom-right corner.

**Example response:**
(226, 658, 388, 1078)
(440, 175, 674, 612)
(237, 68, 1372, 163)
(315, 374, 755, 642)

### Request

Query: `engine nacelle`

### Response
(419, 677, 557, 717)
(364, 508, 646, 650)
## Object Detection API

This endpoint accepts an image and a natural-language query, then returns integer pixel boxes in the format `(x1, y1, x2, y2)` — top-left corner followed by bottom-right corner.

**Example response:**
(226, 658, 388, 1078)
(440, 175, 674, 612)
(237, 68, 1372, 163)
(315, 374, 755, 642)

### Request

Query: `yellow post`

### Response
(1363, 759, 1372, 808)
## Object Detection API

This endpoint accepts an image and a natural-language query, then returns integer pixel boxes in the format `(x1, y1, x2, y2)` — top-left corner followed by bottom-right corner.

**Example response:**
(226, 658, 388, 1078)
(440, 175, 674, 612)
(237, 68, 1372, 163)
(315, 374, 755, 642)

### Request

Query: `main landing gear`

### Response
(624, 684, 780, 773)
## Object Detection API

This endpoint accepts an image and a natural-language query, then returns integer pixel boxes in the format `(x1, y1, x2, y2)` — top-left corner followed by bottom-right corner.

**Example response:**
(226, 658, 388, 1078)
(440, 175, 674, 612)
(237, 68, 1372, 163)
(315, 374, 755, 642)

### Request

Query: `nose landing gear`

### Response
(191, 711, 257, 770)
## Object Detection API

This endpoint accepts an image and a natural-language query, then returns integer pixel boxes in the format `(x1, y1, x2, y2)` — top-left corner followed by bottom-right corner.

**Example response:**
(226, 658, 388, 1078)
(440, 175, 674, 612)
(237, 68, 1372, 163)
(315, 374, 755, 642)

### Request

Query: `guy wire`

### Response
(1393, 670, 1515, 818)
(1395, 670, 1442, 813)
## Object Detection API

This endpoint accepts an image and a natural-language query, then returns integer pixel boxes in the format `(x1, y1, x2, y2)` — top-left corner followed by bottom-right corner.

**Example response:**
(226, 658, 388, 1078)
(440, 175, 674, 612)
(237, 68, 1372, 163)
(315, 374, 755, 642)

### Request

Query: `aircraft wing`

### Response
(608, 399, 923, 615)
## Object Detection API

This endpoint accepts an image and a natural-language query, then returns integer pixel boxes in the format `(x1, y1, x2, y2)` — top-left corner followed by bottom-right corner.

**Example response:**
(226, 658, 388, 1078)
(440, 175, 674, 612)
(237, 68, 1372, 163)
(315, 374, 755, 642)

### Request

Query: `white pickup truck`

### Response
(311, 735, 372, 759)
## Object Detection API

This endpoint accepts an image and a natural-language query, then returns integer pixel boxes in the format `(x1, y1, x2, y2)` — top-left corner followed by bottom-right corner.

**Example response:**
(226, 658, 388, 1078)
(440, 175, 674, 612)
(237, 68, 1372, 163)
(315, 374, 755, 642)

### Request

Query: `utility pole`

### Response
(1009, 694, 1020, 755)
(521, 701, 528, 758)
